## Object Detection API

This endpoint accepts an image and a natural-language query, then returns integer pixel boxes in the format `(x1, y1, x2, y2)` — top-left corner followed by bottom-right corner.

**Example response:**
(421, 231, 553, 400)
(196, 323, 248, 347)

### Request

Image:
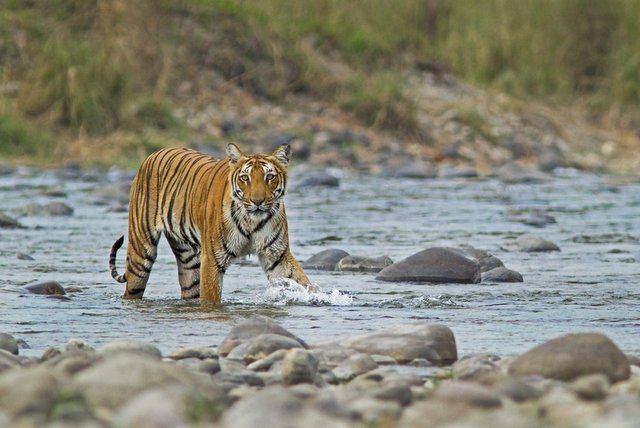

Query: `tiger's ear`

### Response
(272, 144, 291, 167)
(226, 143, 243, 165)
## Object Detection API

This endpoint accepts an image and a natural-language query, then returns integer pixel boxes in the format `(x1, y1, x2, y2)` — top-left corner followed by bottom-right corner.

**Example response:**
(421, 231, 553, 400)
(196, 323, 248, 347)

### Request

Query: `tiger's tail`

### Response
(109, 236, 127, 283)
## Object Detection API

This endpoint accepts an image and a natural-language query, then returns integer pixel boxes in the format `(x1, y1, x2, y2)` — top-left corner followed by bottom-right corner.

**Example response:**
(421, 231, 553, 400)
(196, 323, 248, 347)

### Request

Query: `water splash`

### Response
(264, 278, 353, 306)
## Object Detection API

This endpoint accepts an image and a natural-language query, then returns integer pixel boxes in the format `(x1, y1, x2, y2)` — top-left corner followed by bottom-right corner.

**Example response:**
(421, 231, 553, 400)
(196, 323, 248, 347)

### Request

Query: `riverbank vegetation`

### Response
(0, 0, 638, 166)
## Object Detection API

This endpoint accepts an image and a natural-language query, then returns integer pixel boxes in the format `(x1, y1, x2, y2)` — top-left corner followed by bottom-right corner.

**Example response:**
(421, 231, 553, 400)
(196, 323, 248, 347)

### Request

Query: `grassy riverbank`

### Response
(0, 0, 638, 168)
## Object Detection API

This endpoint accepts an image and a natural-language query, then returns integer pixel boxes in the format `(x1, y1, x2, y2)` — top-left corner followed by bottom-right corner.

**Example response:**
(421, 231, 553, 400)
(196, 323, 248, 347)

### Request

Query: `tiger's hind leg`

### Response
(166, 234, 201, 299)
(123, 230, 161, 299)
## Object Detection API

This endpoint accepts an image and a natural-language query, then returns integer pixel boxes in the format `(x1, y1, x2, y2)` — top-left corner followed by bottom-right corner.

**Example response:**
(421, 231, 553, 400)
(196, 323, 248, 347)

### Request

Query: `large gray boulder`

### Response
(316, 322, 457, 365)
(24, 281, 66, 296)
(376, 247, 481, 284)
(508, 332, 630, 383)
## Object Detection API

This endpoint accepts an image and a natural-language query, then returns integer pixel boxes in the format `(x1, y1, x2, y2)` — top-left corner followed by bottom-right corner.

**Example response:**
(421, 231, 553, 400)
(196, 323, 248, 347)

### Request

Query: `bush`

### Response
(0, 114, 54, 158)
(21, 37, 129, 134)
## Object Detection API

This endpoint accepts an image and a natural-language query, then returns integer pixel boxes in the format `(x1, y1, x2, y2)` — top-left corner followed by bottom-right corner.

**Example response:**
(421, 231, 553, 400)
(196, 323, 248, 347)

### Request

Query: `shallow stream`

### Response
(1, 167, 638, 358)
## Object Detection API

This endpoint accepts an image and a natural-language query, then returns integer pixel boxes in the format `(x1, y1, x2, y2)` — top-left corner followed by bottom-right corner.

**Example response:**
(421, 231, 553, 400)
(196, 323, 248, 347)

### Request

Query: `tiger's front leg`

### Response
(260, 249, 316, 292)
(200, 254, 223, 303)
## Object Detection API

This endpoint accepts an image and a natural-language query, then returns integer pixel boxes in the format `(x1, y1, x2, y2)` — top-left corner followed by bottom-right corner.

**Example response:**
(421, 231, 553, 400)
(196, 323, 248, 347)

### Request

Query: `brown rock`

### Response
(508, 333, 630, 383)
(317, 322, 457, 365)
(218, 316, 307, 356)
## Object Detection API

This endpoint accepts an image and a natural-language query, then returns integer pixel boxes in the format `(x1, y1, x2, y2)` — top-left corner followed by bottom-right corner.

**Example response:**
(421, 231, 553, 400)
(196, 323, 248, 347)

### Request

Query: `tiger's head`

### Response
(226, 143, 290, 215)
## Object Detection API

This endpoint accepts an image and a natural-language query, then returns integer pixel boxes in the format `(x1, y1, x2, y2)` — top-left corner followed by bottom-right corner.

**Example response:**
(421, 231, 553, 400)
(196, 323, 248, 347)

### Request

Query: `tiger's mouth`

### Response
(245, 204, 272, 214)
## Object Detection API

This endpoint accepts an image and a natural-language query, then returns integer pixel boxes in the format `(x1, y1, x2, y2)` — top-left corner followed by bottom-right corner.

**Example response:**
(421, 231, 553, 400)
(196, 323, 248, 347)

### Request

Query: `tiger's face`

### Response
(227, 143, 290, 215)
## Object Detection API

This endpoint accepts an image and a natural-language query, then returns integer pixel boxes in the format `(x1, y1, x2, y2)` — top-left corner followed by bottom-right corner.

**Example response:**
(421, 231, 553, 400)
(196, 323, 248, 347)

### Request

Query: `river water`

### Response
(1, 166, 638, 359)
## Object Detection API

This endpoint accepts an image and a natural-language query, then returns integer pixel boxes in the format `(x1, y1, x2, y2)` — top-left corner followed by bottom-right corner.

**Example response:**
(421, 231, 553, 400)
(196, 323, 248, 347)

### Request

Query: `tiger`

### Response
(108, 143, 314, 302)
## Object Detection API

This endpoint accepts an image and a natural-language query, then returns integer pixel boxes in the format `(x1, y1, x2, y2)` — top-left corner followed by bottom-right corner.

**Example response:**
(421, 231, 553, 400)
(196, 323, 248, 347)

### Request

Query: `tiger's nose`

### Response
(252, 198, 265, 206)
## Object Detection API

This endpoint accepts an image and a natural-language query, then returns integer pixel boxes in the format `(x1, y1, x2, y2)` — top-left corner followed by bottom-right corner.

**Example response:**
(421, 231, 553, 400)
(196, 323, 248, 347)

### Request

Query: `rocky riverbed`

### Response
(1, 316, 639, 428)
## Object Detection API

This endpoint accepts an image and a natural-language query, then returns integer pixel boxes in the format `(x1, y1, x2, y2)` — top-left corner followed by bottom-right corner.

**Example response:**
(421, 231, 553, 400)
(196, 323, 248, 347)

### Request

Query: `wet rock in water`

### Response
(0, 334, 19, 356)
(24, 281, 66, 296)
(98, 341, 162, 360)
(376, 247, 481, 284)
(92, 182, 131, 207)
(218, 316, 307, 356)
(336, 255, 393, 273)
(507, 209, 557, 227)
(226, 333, 305, 363)
(478, 255, 506, 272)
(0, 163, 16, 176)
(482, 267, 524, 283)
(437, 165, 479, 179)
(495, 163, 553, 184)
(510, 236, 561, 252)
(387, 160, 438, 179)
(0, 213, 24, 229)
(294, 171, 340, 188)
(17, 253, 35, 261)
(457, 245, 505, 272)
(508, 332, 630, 383)
(281, 348, 319, 385)
(303, 249, 350, 271)
(16, 202, 74, 217)
(53, 164, 83, 180)
(317, 322, 457, 365)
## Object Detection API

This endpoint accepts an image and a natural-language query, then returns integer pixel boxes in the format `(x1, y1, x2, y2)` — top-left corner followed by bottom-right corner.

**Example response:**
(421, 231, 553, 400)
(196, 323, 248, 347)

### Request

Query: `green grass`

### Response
(184, 0, 640, 107)
(22, 37, 129, 134)
(0, 113, 55, 158)
(1, 0, 639, 165)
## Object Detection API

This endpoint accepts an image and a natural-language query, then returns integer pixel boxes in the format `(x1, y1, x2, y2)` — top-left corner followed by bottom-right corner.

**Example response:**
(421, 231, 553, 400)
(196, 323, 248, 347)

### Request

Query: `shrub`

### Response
(21, 37, 129, 134)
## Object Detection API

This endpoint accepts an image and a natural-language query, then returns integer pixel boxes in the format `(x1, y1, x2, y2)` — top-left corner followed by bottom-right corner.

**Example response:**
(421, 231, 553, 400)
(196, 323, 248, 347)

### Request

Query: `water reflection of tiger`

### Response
(109, 143, 312, 302)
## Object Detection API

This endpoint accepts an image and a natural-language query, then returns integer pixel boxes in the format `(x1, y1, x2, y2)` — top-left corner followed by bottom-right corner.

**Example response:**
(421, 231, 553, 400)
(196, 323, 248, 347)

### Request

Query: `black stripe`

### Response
(221, 238, 237, 259)
(263, 224, 283, 249)
(182, 251, 199, 265)
(230, 200, 250, 239)
(253, 212, 273, 233)
(182, 279, 200, 290)
(267, 250, 287, 273)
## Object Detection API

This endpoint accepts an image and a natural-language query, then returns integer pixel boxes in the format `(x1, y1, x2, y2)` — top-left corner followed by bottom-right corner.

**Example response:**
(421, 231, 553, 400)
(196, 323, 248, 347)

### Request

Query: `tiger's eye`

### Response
(239, 174, 250, 182)
(265, 173, 276, 182)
